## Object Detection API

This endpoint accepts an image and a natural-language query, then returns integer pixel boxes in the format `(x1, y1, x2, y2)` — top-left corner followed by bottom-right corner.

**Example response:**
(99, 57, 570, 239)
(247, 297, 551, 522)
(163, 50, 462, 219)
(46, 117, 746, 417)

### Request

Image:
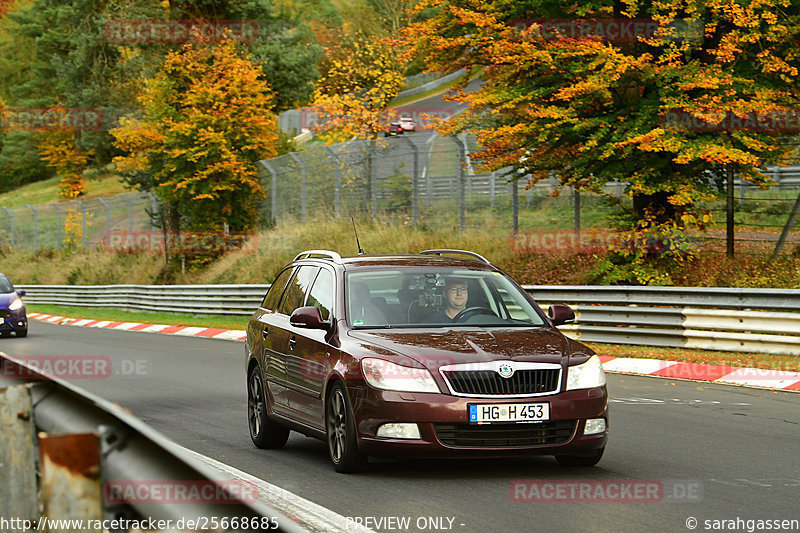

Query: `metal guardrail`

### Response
(19, 284, 269, 315)
(18, 284, 800, 355)
(0, 352, 307, 530)
(528, 286, 800, 355)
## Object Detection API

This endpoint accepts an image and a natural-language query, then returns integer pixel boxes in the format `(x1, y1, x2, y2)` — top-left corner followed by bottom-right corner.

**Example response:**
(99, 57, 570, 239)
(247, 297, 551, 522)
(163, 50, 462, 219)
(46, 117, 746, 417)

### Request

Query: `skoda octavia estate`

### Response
(245, 250, 608, 473)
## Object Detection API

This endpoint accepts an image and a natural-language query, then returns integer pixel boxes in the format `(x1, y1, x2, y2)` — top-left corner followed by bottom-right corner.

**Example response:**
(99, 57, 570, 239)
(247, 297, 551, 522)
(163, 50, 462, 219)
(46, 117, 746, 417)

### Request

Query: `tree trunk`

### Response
(160, 201, 181, 265)
(632, 191, 676, 224)
(726, 165, 734, 257)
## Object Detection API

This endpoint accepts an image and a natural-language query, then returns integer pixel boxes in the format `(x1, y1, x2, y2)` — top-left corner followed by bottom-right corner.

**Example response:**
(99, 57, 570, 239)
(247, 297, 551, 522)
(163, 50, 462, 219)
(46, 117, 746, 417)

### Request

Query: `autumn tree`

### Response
(111, 37, 279, 236)
(38, 127, 91, 199)
(409, 0, 800, 279)
(311, 26, 406, 141)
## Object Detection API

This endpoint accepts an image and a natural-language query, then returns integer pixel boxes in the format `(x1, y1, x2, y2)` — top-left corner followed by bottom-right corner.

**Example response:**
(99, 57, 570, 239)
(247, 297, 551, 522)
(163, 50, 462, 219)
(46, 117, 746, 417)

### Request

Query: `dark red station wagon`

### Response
(245, 249, 608, 472)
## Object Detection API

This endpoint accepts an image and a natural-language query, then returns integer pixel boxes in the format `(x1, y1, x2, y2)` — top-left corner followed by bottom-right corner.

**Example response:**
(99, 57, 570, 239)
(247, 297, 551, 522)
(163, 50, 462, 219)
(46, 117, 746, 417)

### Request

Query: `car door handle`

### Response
(262, 328, 269, 340)
(288, 336, 297, 350)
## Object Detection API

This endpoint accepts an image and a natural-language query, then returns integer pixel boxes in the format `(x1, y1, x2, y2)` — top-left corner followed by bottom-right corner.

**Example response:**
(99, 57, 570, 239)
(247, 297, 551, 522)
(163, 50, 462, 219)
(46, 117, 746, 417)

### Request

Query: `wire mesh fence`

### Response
(0, 192, 158, 253)
(258, 132, 800, 256)
(1, 133, 799, 256)
(259, 132, 622, 231)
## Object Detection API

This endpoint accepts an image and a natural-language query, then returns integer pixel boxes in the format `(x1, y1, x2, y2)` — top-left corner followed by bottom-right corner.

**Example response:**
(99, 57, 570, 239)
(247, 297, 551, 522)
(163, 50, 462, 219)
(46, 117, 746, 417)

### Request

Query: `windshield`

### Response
(346, 268, 546, 328)
(0, 276, 13, 293)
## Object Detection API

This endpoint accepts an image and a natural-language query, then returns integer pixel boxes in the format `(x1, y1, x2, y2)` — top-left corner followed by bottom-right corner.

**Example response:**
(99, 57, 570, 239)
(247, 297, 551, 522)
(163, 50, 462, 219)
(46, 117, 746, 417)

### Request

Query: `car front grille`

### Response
(442, 369, 560, 396)
(433, 420, 576, 448)
(0, 310, 11, 319)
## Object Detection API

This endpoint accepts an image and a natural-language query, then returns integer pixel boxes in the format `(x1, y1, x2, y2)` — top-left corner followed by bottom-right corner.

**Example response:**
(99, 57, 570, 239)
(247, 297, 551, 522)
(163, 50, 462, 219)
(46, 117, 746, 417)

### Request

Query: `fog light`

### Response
(376, 423, 421, 439)
(584, 418, 606, 435)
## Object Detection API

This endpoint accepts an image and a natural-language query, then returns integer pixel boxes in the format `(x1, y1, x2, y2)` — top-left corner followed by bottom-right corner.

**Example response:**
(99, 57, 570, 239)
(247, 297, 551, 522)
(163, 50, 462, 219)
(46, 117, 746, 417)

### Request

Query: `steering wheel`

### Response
(452, 306, 497, 322)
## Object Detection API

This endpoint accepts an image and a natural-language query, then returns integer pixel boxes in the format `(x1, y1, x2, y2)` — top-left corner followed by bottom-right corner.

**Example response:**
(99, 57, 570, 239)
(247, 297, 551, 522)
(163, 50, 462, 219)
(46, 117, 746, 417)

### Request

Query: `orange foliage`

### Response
(111, 37, 278, 232)
(37, 126, 91, 200)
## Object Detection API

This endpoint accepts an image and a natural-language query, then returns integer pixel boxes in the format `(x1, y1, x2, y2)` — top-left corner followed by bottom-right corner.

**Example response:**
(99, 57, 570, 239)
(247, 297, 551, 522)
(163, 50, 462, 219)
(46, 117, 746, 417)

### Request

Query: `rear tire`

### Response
(247, 366, 289, 449)
(555, 447, 604, 467)
(326, 382, 368, 473)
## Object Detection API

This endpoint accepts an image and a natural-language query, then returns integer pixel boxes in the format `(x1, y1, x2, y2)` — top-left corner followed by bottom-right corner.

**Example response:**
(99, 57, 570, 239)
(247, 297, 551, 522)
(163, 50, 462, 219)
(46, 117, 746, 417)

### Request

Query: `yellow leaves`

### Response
(110, 37, 277, 232)
(37, 129, 91, 200)
(312, 29, 406, 140)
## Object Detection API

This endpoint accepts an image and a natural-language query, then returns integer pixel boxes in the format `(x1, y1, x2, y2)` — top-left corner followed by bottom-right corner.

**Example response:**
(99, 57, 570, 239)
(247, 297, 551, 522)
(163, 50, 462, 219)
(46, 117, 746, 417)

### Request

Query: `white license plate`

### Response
(0, 318, 4, 324)
(469, 402, 549, 424)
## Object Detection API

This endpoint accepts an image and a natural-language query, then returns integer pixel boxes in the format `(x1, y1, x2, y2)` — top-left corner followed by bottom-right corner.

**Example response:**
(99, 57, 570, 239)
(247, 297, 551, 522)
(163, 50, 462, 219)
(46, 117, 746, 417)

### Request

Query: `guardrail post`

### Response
(50, 203, 62, 252)
(27, 204, 38, 251)
(289, 153, 307, 223)
(39, 433, 103, 523)
(0, 384, 38, 517)
(323, 146, 341, 219)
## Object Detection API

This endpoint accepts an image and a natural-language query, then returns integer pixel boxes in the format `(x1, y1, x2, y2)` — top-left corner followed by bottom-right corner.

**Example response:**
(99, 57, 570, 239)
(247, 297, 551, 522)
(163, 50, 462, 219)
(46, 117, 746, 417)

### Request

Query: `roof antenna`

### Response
(352, 217, 365, 255)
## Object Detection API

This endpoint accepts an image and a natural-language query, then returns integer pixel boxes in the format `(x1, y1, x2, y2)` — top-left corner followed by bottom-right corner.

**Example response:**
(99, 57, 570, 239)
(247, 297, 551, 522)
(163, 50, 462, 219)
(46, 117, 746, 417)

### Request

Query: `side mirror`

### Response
(290, 306, 330, 330)
(548, 304, 575, 326)
(17, 290, 26, 297)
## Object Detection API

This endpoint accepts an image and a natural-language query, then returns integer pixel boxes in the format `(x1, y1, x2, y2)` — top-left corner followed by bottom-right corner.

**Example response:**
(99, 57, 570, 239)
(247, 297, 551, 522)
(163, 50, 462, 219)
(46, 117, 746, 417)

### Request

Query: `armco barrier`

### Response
(18, 284, 800, 355)
(0, 352, 307, 530)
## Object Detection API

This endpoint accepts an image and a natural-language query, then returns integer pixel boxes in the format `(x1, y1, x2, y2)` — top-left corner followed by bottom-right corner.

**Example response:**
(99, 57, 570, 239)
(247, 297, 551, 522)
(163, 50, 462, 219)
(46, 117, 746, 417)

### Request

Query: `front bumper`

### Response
(350, 385, 608, 458)
(0, 311, 27, 333)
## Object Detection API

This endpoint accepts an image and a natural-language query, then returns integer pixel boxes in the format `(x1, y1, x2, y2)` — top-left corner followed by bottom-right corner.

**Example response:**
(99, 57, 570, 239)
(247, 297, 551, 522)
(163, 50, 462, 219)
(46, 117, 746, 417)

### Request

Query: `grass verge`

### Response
(0, 172, 128, 207)
(25, 304, 798, 373)
(27, 304, 248, 331)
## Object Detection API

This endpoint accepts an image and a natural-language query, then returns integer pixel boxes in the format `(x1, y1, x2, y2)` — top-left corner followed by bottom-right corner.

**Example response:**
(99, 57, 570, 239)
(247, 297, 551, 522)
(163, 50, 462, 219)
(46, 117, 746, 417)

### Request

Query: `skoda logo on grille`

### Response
(497, 364, 515, 379)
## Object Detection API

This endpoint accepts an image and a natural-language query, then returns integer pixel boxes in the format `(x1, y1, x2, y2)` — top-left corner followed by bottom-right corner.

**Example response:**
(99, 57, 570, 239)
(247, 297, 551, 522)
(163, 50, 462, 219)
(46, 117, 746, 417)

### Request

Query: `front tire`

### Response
(247, 366, 289, 449)
(326, 382, 368, 473)
(16, 328, 27, 338)
(555, 447, 604, 467)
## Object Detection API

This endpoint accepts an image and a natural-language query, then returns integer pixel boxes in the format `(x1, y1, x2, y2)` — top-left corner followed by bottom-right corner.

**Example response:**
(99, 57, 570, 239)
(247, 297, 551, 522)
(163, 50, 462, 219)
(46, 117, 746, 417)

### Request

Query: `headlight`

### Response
(566, 354, 606, 391)
(361, 358, 440, 394)
(9, 298, 23, 311)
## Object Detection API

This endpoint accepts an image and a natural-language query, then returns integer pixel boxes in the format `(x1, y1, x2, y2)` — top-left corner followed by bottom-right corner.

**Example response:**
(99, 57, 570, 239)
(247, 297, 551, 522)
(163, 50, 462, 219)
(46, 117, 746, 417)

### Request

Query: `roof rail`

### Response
(293, 250, 343, 263)
(419, 249, 491, 264)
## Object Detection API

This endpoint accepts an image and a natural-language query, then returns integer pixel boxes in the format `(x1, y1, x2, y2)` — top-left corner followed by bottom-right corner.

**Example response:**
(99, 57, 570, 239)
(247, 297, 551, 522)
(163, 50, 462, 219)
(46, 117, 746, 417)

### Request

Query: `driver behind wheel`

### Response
(424, 277, 469, 323)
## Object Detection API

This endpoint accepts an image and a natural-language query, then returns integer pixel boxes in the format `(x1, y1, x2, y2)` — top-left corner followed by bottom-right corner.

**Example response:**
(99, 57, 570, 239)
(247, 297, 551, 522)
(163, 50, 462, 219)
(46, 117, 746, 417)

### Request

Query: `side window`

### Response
(307, 269, 334, 321)
(278, 266, 319, 316)
(262, 268, 294, 311)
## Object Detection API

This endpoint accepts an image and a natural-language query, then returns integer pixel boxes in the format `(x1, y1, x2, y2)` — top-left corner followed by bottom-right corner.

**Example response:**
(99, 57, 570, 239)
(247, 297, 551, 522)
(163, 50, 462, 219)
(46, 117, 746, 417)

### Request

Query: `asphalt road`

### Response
(2, 322, 799, 533)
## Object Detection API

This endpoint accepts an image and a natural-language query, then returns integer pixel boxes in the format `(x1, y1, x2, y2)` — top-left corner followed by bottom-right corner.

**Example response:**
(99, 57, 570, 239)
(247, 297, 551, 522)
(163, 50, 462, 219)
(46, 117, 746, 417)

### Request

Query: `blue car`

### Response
(0, 273, 27, 337)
